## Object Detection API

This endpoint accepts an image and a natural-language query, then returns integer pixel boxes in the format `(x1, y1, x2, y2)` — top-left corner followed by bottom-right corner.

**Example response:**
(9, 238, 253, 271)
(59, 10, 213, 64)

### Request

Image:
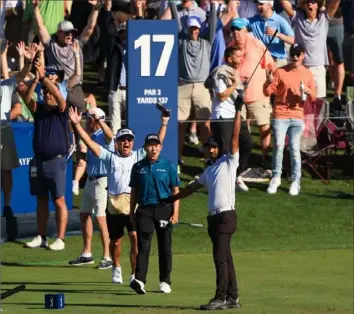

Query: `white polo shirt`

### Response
(99, 147, 146, 195)
(211, 79, 236, 119)
(198, 152, 239, 213)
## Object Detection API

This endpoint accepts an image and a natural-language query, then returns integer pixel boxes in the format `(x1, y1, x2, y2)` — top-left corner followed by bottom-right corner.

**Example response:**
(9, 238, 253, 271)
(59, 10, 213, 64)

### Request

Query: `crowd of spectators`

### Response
(0, 0, 353, 244)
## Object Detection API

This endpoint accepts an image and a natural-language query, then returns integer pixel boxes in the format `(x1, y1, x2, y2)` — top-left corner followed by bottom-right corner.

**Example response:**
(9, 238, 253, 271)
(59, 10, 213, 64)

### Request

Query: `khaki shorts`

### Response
(246, 100, 272, 126)
(1, 125, 20, 171)
(178, 82, 211, 121)
(308, 65, 326, 98)
(80, 177, 108, 217)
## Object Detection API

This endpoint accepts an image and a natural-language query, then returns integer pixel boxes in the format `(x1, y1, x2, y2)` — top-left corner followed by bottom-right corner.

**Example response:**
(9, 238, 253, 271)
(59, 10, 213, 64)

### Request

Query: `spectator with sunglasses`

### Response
(263, 43, 317, 196)
(68, 105, 170, 285)
(23, 59, 70, 251)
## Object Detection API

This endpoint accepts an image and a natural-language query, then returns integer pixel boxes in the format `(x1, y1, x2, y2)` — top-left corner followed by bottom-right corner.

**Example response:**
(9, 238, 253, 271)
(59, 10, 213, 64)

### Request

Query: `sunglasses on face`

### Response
(290, 51, 301, 57)
(118, 137, 134, 143)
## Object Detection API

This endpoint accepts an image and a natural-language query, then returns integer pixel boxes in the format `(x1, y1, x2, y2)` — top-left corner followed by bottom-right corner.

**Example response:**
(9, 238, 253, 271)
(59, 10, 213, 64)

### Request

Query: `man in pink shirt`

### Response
(230, 18, 275, 169)
(263, 43, 317, 196)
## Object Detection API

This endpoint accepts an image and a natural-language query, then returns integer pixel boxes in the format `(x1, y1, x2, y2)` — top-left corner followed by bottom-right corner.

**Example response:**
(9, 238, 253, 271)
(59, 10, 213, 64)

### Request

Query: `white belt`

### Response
(208, 208, 234, 217)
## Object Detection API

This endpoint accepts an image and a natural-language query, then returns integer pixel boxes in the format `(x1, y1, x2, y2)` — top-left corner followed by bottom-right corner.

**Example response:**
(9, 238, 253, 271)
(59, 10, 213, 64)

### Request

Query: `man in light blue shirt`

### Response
(244, 0, 294, 66)
(69, 107, 114, 270)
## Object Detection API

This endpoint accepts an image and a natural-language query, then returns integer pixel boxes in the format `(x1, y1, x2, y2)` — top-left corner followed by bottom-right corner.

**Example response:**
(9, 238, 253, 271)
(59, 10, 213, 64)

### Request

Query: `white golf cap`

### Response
(254, 0, 274, 6)
(57, 20, 78, 33)
(87, 108, 106, 121)
(115, 128, 135, 140)
(187, 16, 201, 29)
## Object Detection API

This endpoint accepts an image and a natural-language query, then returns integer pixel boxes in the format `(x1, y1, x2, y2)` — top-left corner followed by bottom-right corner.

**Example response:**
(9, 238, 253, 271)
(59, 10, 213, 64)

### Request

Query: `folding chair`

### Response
(300, 99, 336, 184)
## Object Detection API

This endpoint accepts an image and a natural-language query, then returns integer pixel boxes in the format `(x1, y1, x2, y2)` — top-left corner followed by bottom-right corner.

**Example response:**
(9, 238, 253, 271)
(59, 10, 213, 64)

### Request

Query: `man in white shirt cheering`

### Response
(164, 96, 243, 310)
(69, 106, 170, 284)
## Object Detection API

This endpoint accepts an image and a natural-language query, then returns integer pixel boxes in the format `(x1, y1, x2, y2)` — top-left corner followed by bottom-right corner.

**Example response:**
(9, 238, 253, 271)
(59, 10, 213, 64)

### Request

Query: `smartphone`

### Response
(156, 102, 171, 117)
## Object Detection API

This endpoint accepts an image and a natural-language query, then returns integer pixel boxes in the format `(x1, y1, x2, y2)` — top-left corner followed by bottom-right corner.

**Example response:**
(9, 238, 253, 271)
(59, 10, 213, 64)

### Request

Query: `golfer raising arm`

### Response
(165, 98, 243, 311)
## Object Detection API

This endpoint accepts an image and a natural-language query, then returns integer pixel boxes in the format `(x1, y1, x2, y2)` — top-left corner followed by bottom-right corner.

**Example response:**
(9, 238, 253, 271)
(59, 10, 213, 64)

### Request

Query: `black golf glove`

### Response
(234, 94, 244, 112)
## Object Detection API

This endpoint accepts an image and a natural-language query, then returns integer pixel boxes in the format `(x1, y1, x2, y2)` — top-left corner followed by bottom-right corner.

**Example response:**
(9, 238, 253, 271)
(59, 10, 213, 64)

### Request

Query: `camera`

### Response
(156, 102, 171, 117)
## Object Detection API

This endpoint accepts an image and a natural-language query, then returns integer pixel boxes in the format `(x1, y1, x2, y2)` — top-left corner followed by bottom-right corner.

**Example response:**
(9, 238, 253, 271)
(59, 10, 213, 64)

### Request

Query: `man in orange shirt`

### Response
(230, 18, 275, 170)
(263, 43, 316, 196)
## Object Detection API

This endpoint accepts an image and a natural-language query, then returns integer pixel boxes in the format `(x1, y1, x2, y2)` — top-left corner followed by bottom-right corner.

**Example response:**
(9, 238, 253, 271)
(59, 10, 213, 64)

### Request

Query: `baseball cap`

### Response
(203, 136, 221, 147)
(87, 108, 106, 121)
(187, 16, 201, 29)
(45, 65, 59, 75)
(254, 0, 274, 6)
(116, 128, 135, 141)
(289, 43, 305, 56)
(231, 18, 247, 30)
(144, 134, 161, 145)
(57, 21, 78, 33)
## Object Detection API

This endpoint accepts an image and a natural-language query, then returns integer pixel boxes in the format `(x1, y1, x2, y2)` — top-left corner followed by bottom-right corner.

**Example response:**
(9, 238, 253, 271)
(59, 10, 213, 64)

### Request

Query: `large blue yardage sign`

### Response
(127, 20, 178, 166)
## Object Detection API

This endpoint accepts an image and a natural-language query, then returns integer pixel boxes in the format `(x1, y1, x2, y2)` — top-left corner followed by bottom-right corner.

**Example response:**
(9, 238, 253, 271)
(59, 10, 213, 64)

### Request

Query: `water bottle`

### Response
(300, 80, 307, 101)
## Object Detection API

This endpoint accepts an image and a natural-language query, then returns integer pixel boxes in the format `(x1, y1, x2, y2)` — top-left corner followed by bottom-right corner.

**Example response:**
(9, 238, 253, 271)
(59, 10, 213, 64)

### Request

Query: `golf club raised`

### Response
(240, 29, 279, 97)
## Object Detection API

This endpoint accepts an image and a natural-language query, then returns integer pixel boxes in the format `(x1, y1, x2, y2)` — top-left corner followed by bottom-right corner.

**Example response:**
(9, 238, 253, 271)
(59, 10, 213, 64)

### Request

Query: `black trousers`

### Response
(135, 204, 173, 285)
(211, 119, 253, 174)
(207, 210, 238, 301)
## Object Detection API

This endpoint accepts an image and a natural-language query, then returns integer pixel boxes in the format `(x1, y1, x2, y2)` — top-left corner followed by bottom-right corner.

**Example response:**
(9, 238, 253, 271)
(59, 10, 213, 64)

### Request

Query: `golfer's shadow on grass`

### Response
(5, 302, 199, 311)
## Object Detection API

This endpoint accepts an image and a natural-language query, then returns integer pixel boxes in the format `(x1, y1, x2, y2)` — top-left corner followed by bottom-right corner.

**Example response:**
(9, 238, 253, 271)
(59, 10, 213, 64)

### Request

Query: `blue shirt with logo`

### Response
(87, 129, 114, 177)
(129, 158, 180, 206)
(244, 12, 294, 60)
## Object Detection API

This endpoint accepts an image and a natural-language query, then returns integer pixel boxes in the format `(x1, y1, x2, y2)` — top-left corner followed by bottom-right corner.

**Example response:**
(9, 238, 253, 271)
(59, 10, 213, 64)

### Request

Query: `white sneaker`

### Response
(72, 180, 79, 196)
(112, 266, 123, 284)
(289, 181, 300, 196)
(25, 235, 48, 248)
(267, 177, 281, 194)
(48, 238, 65, 251)
(129, 274, 135, 283)
(236, 176, 249, 192)
(159, 282, 172, 294)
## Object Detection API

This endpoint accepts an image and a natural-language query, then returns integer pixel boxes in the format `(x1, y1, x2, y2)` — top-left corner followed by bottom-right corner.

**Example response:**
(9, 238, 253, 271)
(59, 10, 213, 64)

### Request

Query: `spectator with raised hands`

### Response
(169, 0, 217, 166)
(244, 0, 294, 68)
(31, 0, 100, 81)
(1, 40, 36, 218)
(24, 58, 70, 251)
(280, 0, 341, 99)
(69, 107, 114, 270)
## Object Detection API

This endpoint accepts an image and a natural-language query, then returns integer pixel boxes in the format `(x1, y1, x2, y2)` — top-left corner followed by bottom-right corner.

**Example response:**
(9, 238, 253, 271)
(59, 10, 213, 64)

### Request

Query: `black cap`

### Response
(203, 136, 221, 147)
(289, 43, 305, 56)
(144, 134, 161, 145)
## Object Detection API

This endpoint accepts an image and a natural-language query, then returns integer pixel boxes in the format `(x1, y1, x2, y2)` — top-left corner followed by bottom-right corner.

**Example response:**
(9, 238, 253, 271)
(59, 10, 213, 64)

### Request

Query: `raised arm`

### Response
(160, 0, 172, 20)
(326, 0, 341, 18)
(35, 61, 66, 111)
(206, 0, 217, 44)
(69, 107, 102, 157)
(280, 0, 295, 18)
(16, 41, 25, 71)
(221, 0, 239, 26)
(88, 108, 114, 144)
(16, 43, 38, 85)
(79, 0, 101, 44)
(67, 40, 81, 89)
(32, 0, 51, 46)
(169, 1, 183, 34)
(157, 110, 170, 144)
(1, 42, 9, 79)
(230, 95, 242, 155)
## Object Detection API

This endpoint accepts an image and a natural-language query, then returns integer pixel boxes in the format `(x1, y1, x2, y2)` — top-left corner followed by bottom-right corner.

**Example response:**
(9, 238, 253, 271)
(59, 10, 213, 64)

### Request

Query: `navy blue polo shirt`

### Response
(129, 157, 180, 206)
(33, 105, 69, 159)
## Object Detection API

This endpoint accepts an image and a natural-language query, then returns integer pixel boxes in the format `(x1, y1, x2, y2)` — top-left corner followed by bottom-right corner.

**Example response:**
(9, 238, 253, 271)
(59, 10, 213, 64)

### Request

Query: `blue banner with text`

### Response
(127, 20, 178, 166)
